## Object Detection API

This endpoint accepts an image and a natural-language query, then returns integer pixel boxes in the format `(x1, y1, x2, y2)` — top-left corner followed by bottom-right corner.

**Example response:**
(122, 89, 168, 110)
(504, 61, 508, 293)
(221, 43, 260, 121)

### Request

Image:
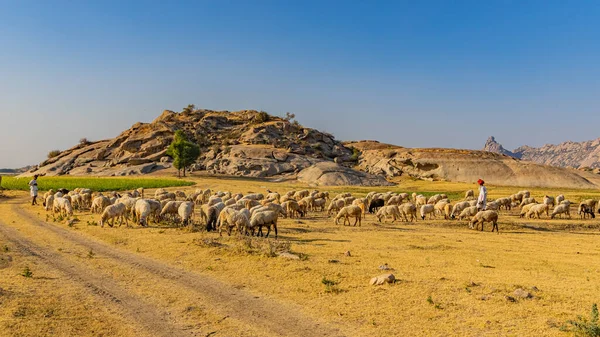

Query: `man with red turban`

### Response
(476, 179, 487, 211)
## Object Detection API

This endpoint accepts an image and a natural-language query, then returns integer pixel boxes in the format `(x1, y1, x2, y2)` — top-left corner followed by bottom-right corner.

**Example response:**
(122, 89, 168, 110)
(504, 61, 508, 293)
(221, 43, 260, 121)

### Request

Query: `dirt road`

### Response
(0, 197, 345, 337)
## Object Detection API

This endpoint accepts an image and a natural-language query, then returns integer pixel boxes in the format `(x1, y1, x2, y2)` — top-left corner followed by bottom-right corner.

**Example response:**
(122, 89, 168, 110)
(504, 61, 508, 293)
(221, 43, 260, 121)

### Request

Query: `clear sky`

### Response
(1, 0, 600, 168)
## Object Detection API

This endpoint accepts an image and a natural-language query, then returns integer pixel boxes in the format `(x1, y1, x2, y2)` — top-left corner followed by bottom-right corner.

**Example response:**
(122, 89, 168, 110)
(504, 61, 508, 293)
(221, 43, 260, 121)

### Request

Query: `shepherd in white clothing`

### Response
(29, 175, 39, 206)
(476, 179, 487, 211)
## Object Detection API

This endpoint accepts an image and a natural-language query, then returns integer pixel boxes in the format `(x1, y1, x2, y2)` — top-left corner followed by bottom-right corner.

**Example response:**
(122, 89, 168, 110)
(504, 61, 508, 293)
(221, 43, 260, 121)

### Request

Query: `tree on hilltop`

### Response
(182, 104, 196, 114)
(166, 130, 200, 177)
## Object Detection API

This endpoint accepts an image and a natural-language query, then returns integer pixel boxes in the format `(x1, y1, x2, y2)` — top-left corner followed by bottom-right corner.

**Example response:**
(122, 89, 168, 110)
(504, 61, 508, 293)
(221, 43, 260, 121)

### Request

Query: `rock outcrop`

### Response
(483, 136, 600, 169)
(349, 141, 599, 189)
(297, 162, 393, 186)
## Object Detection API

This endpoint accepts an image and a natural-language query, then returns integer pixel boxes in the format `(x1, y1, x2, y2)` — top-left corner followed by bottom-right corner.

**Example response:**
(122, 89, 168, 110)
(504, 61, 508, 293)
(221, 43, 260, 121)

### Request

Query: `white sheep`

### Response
(526, 203, 549, 219)
(327, 199, 346, 216)
(218, 208, 250, 236)
(160, 200, 184, 221)
(550, 203, 571, 219)
(44, 194, 55, 212)
(334, 205, 362, 226)
(450, 201, 470, 219)
(178, 201, 195, 226)
(53, 197, 73, 217)
(100, 203, 128, 228)
(427, 194, 442, 205)
(398, 203, 417, 222)
(465, 190, 474, 200)
(313, 198, 327, 212)
(458, 206, 478, 220)
(420, 204, 435, 220)
(281, 200, 304, 218)
(469, 210, 499, 232)
(91, 196, 110, 214)
(375, 205, 400, 223)
(520, 203, 537, 218)
(134, 199, 152, 227)
(543, 195, 555, 209)
(519, 197, 537, 208)
(555, 194, 565, 205)
(249, 210, 279, 238)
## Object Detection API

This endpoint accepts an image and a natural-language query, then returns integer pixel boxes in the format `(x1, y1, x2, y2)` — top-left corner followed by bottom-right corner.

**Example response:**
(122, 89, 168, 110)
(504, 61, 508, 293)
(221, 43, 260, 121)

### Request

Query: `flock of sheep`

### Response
(37, 186, 599, 237)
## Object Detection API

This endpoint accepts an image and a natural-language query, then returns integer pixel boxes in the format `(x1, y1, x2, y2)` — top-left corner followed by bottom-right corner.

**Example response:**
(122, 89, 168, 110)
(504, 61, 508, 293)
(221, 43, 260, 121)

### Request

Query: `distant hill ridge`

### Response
(483, 136, 600, 169)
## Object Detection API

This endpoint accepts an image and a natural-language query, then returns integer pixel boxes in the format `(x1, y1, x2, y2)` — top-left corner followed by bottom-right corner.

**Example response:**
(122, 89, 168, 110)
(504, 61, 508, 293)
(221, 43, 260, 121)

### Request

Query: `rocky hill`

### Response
(483, 136, 600, 169)
(24, 109, 389, 186)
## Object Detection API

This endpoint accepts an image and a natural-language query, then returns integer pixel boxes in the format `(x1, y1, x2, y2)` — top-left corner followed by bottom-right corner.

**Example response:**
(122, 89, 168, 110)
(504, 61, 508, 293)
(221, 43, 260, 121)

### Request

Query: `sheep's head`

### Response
(421, 215, 425, 220)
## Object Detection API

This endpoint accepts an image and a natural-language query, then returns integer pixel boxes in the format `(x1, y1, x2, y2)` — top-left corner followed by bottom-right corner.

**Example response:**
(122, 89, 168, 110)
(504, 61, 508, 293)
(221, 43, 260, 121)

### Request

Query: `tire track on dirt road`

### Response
(12, 204, 346, 337)
(0, 220, 187, 337)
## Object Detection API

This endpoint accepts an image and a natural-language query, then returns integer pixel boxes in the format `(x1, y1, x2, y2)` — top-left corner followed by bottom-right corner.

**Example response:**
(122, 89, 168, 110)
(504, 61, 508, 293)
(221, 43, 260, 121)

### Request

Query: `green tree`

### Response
(166, 130, 200, 177)
(182, 104, 196, 114)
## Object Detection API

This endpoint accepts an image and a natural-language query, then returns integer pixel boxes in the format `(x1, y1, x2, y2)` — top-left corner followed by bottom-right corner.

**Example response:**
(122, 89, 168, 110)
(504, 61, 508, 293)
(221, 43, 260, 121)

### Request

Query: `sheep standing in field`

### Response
(368, 199, 385, 214)
(543, 195, 555, 211)
(249, 210, 279, 238)
(555, 195, 565, 205)
(134, 199, 152, 227)
(450, 201, 471, 219)
(375, 205, 400, 223)
(100, 203, 128, 228)
(91, 196, 110, 214)
(386, 195, 402, 206)
(334, 205, 362, 226)
(433, 200, 449, 218)
(581, 199, 598, 213)
(313, 198, 326, 212)
(327, 199, 346, 216)
(219, 208, 250, 236)
(495, 197, 512, 210)
(551, 203, 571, 219)
(352, 198, 368, 215)
(578, 203, 596, 219)
(458, 206, 478, 220)
(420, 204, 435, 220)
(485, 201, 500, 211)
(465, 190, 474, 200)
(520, 203, 537, 218)
(398, 203, 417, 222)
(178, 201, 195, 226)
(526, 203, 549, 219)
(53, 197, 73, 217)
(281, 200, 304, 218)
(469, 210, 499, 232)
(519, 197, 537, 208)
(427, 194, 443, 205)
(160, 201, 184, 222)
(44, 194, 55, 212)
(414, 195, 427, 208)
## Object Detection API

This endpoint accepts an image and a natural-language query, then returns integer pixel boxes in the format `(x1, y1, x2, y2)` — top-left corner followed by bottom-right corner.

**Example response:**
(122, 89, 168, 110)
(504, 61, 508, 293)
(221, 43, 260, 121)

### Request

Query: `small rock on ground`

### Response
(513, 288, 533, 299)
(370, 273, 395, 286)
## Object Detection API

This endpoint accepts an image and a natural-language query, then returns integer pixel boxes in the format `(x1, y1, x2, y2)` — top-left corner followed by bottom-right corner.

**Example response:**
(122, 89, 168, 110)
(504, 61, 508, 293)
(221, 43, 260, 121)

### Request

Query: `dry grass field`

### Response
(1, 175, 600, 336)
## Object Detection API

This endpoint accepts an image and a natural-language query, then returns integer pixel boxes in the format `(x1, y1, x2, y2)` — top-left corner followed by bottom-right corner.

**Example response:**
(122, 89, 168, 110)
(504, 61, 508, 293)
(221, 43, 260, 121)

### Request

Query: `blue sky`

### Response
(1, 0, 600, 168)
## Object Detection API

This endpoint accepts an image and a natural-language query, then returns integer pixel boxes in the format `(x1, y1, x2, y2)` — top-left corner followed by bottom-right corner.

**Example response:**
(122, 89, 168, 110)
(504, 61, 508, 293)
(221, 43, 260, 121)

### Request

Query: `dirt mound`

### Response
(297, 162, 393, 186)
(348, 141, 598, 189)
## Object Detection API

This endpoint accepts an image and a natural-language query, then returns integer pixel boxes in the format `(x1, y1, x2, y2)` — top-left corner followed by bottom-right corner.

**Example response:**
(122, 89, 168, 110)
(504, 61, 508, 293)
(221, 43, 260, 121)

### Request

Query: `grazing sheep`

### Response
(581, 199, 598, 213)
(282, 200, 304, 218)
(386, 195, 402, 206)
(519, 197, 537, 208)
(458, 206, 478, 220)
(100, 203, 128, 228)
(398, 203, 417, 222)
(469, 210, 499, 232)
(551, 203, 571, 219)
(206, 206, 219, 231)
(175, 191, 187, 199)
(415, 195, 427, 208)
(265, 192, 280, 203)
(91, 196, 111, 214)
(520, 203, 537, 218)
(420, 204, 435, 220)
(44, 194, 55, 212)
(526, 203, 549, 219)
(343, 196, 356, 206)
(249, 210, 279, 238)
(53, 197, 73, 217)
(328, 199, 346, 216)
(555, 195, 565, 205)
(160, 201, 184, 221)
(208, 197, 222, 207)
(433, 200, 449, 217)
(485, 201, 500, 211)
(578, 203, 596, 219)
(313, 198, 327, 212)
(465, 190, 474, 200)
(543, 195, 555, 209)
(352, 198, 368, 215)
(334, 205, 362, 226)
(495, 197, 512, 210)
(178, 201, 195, 226)
(218, 208, 250, 236)
(134, 199, 152, 227)
(244, 193, 264, 201)
(368, 199, 385, 214)
(427, 194, 443, 205)
(376, 205, 401, 223)
(450, 201, 470, 219)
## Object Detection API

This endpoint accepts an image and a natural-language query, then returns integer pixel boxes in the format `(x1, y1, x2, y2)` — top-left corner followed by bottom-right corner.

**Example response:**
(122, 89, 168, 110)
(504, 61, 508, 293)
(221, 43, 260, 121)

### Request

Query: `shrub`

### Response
(565, 303, 600, 336)
(21, 266, 33, 278)
(47, 150, 61, 159)
(254, 111, 270, 123)
(79, 138, 90, 145)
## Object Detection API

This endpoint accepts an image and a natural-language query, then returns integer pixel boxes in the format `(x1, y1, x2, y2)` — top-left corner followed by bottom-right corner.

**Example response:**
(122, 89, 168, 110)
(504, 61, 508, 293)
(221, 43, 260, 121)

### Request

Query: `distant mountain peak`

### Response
(483, 136, 600, 169)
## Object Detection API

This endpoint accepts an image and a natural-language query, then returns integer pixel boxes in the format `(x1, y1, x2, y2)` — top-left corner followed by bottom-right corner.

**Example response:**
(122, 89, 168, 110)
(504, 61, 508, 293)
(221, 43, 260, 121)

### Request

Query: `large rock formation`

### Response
(349, 141, 598, 189)
(297, 162, 393, 186)
(26, 109, 378, 185)
(483, 136, 600, 169)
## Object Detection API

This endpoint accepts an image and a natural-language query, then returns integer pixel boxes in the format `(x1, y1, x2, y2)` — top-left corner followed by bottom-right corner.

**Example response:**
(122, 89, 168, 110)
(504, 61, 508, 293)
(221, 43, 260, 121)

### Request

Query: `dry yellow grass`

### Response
(2, 176, 600, 336)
